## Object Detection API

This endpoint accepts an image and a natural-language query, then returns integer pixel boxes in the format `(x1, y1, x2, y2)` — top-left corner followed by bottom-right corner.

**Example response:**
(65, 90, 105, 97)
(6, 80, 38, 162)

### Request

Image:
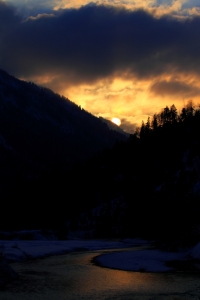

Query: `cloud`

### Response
(1, 2, 200, 89)
(155, 0, 174, 6)
(120, 118, 137, 133)
(5, 0, 58, 16)
(2, 1, 200, 128)
(0, 1, 20, 28)
(182, 0, 200, 9)
(5, 0, 200, 20)
(150, 80, 200, 97)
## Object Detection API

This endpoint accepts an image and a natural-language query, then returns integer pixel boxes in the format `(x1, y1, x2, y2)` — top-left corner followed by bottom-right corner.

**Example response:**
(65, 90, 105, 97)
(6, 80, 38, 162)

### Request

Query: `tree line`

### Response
(134, 100, 198, 139)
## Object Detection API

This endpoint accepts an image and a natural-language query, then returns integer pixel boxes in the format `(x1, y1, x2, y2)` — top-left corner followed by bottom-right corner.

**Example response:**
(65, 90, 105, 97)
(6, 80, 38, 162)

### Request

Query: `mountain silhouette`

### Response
(0, 69, 127, 204)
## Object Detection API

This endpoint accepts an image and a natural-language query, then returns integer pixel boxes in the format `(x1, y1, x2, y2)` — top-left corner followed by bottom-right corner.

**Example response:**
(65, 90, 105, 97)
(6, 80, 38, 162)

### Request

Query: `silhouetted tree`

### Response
(151, 114, 158, 131)
(180, 100, 195, 121)
(170, 104, 178, 123)
(140, 121, 146, 139)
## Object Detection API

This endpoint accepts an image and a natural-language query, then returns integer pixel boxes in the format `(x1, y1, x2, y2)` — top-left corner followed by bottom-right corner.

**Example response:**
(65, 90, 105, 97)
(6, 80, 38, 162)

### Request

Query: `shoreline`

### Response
(92, 253, 200, 273)
(91, 247, 200, 273)
(1, 238, 200, 278)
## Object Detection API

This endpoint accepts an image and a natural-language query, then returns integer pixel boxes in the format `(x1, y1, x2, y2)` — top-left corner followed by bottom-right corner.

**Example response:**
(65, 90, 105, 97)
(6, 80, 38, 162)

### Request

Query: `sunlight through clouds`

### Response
(6, 0, 200, 17)
(2, 0, 200, 133)
(60, 77, 187, 133)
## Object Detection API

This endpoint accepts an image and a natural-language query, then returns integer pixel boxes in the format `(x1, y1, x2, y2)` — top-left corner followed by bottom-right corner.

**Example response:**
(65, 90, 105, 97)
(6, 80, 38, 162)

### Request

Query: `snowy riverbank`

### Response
(0, 238, 144, 288)
(94, 248, 186, 272)
(0, 238, 147, 262)
(1, 237, 200, 273)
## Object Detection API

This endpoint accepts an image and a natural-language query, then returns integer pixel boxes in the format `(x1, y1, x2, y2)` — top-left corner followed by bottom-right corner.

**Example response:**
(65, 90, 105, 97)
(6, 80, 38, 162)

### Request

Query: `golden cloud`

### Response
(3, 1, 200, 133)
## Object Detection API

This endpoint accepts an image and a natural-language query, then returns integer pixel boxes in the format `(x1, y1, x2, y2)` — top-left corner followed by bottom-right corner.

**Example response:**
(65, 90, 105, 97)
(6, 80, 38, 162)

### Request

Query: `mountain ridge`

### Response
(0, 68, 127, 203)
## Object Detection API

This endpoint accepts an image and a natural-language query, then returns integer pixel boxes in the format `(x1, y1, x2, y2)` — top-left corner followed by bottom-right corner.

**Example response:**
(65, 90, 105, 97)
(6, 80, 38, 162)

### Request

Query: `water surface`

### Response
(1, 249, 200, 300)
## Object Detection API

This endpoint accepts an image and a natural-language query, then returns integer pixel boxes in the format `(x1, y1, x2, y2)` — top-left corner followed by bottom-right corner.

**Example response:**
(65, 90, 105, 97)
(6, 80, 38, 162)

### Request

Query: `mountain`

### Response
(99, 117, 129, 136)
(0, 69, 127, 206)
(64, 102, 200, 245)
(4, 68, 200, 246)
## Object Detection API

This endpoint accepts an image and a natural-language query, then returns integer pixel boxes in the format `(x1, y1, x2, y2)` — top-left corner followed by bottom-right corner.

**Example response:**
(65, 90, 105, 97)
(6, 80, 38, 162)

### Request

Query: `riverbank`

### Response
(93, 241, 200, 273)
(93, 248, 192, 272)
(0, 238, 147, 262)
(1, 237, 200, 288)
(0, 238, 147, 287)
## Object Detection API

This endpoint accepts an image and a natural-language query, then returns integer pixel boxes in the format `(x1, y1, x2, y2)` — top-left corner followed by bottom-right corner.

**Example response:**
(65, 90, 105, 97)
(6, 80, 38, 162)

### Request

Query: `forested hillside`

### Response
(0, 69, 127, 230)
(1, 68, 200, 246)
(63, 101, 200, 245)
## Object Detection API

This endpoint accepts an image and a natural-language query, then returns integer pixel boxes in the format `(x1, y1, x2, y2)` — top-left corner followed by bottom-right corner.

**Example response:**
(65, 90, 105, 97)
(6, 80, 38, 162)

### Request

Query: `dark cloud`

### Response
(120, 118, 136, 134)
(0, 1, 20, 33)
(150, 80, 200, 97)
(1, 1, 200, 87)
(4, 0, 56, 17)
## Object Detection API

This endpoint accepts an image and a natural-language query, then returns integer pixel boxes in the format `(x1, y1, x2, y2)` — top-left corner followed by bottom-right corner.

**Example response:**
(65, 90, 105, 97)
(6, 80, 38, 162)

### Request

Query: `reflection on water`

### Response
(1, 249, 200, 300)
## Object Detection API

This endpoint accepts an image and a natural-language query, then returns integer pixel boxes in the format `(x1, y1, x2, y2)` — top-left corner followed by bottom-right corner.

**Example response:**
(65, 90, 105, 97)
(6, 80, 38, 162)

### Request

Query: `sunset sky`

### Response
(1, 0, 200, 133)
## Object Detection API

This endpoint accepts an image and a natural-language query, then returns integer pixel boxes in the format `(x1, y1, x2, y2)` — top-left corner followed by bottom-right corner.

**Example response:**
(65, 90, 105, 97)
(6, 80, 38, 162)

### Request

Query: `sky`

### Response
(1, 0, 200, 133)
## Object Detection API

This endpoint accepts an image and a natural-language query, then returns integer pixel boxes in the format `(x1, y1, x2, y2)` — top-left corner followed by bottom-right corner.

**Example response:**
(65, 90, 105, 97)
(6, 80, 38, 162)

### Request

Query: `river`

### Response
(1, 248, 200, 300)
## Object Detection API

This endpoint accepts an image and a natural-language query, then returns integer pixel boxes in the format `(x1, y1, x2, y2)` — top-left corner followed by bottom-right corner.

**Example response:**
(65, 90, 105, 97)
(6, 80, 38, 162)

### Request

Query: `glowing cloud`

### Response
(2, 0, 200, 133)
(5, 0, 200, 17)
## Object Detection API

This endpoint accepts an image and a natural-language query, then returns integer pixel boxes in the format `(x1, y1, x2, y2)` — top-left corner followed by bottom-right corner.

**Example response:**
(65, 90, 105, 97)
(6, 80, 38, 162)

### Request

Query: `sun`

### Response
(111, 117, 121, 126)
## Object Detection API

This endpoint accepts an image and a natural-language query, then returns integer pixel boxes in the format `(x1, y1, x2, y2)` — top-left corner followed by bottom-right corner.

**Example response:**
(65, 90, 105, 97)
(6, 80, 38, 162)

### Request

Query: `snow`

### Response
(1, 237, 200, 272)
(95, 249, 186, 272)
(188, 242, 200, 259)
(0, 239, 139, 262)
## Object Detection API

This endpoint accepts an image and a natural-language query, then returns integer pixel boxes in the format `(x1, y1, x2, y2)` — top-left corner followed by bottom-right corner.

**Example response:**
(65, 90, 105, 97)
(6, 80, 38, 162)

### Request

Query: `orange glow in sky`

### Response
(3, 0, 200, 133)
(49, 74, 200, 133)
